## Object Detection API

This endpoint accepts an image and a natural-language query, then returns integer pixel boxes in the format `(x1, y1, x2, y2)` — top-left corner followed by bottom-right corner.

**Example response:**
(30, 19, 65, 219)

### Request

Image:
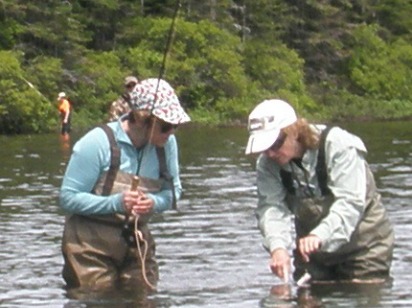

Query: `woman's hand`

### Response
(270, 248, 291, 283)
(298, 234, 322, 262)
(123, 190, 154, 215)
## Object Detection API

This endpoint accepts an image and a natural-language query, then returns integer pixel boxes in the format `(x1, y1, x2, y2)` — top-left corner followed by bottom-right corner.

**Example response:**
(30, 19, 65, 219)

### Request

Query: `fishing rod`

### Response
(21, 76, 49, 102)
(129, 0, 182, 291)
(145, 0, 182, 156)
(156, 0, 181, 85)
(135, 0, 182, 177)
(133, 0, 181, 199)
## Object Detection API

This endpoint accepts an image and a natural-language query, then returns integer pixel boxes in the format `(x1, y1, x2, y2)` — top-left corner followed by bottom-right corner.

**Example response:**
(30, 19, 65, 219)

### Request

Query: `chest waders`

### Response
(62, 124, 175, 289)
(280, 127, 394, 282)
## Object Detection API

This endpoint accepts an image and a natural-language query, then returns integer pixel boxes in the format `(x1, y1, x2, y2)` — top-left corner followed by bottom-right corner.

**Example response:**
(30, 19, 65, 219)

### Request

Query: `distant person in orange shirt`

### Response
(57, 92, 71, 135)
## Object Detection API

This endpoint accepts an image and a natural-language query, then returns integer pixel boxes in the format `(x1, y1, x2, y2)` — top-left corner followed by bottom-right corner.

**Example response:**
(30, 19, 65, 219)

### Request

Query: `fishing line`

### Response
(146, 0, 182, 152)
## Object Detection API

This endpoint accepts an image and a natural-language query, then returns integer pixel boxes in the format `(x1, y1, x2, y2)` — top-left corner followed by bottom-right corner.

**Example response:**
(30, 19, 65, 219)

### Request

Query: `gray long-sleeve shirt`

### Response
(255, 125, 369, 254)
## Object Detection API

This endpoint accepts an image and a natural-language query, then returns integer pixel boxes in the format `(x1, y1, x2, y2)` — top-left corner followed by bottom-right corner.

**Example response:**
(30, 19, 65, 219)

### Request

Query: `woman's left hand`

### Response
(131, 193, 154, 215)
(123, 191, 154, 215)
(298, 235, 322, 262)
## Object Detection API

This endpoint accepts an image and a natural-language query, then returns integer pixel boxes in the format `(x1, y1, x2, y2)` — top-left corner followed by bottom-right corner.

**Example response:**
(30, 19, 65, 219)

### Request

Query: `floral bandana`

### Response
(130, 78, 191, 124)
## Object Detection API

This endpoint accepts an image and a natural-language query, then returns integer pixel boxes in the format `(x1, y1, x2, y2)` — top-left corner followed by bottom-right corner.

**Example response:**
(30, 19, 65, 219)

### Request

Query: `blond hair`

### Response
(282, 118, 320, 150)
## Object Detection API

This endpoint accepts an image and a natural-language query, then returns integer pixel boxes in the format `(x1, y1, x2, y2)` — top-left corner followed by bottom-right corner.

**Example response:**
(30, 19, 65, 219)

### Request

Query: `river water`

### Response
(0, 121, 411, 307)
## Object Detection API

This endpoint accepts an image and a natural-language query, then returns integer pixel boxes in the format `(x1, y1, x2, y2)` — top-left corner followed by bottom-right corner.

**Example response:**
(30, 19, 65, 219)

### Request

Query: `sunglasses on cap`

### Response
(268, 131, 286, 151)
(160, 122, 178, 133)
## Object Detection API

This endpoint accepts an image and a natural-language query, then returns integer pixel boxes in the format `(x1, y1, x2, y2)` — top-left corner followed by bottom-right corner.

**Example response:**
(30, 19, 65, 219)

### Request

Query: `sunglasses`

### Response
(268, 131, 286, 151)
(160, 122, 178, 133)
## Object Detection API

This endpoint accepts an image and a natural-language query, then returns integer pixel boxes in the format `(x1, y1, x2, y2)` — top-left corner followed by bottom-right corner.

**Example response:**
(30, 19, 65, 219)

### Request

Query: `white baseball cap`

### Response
(245, 99, 297, 155)
(57, 92, 66, 99)
(124, 76, 138, 86)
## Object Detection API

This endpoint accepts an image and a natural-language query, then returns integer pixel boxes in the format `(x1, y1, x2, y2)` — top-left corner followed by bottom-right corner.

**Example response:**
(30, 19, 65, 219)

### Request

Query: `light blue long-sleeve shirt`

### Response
(59, 120, 182, 215)
(255, 125, 369, 254)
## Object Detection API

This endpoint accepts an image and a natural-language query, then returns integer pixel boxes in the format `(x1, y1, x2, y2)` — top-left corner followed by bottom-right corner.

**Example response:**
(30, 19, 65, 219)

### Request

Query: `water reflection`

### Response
(59, 133, 72, 161)
(261, 281, 392, 308)
(0, 122, 411, 307)
(64, 285, 156, 308)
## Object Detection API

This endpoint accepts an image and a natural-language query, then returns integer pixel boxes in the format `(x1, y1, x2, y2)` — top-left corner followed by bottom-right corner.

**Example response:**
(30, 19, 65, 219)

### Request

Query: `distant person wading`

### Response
(57, 92, 72, 135)
(109, 76, 139, 121)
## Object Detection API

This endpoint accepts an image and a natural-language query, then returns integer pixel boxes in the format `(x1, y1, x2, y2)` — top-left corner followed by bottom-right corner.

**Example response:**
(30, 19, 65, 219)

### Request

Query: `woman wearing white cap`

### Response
(59, 78, 190, 290)
(245, 99, 393, 284)
(57, 92, 71, 135)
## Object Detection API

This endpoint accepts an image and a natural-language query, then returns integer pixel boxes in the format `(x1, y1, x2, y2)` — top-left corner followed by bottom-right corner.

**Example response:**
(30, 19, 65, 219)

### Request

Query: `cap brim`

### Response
(245, 129, 280, 155)
(152, 107, 191, 125)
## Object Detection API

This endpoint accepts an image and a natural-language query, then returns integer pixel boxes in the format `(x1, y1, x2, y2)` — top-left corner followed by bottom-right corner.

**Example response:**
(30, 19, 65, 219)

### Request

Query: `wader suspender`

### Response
(155, 147, 177, 209)
(316, 126, 333, 196)
(98, 124, 177, 208)
(99, 124, 120, 196)
(280, 126, 334, 196)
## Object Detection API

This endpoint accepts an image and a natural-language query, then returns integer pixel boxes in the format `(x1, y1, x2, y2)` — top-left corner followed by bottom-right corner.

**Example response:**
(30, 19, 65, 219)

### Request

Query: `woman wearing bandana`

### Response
(60, 78, 190, 290)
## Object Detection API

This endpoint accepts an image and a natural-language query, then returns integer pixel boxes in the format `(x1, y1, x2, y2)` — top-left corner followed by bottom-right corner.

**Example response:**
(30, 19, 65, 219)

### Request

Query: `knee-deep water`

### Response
(0, 121, 411, 307)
